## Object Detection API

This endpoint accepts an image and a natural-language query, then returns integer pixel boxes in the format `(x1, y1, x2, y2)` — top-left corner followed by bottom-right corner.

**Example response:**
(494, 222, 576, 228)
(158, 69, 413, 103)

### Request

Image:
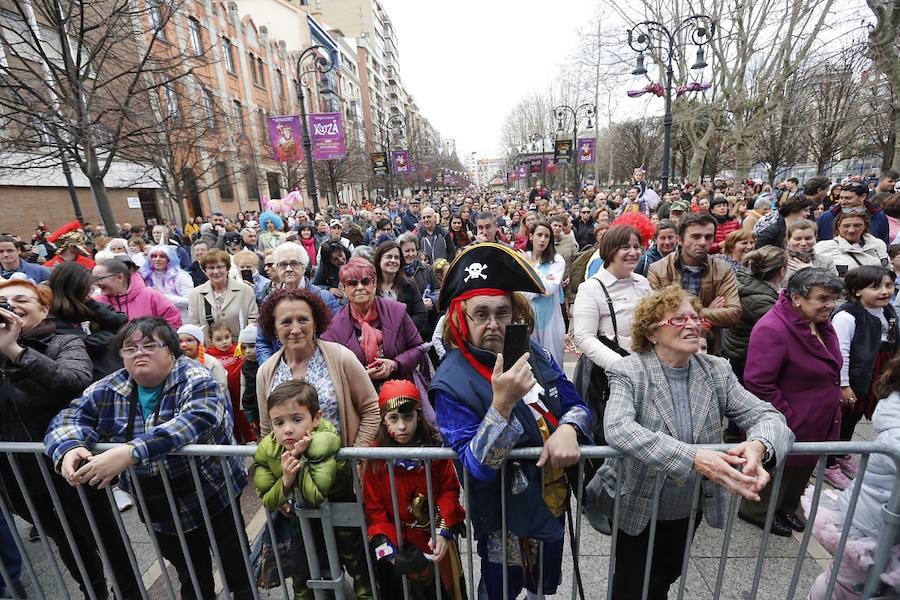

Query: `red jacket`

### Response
(711, 216, 741, 254)
(364, 456, 464, 549)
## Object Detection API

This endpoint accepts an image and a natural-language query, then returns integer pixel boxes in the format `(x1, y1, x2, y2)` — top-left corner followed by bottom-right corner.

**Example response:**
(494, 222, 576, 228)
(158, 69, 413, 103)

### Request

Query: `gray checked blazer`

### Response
(586, 350, 793, 536)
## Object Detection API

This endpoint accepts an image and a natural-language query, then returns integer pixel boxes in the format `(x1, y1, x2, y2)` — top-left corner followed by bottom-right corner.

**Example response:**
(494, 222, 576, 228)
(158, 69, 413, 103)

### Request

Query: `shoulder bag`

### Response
(573, 278, 629, 445)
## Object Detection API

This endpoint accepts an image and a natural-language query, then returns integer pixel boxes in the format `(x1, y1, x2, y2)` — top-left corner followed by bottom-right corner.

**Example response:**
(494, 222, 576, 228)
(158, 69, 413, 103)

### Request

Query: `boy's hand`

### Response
(281, 450, 301, 493)
(293, 434, 312, 456)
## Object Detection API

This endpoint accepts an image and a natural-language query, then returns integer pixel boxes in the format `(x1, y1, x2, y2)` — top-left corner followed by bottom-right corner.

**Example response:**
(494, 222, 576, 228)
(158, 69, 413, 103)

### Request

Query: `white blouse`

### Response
(572, 267, 653, 370)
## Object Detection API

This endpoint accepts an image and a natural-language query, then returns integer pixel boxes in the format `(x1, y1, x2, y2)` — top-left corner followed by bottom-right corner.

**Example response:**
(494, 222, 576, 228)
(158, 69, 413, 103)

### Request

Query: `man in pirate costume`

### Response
(429, 243, 591, 600)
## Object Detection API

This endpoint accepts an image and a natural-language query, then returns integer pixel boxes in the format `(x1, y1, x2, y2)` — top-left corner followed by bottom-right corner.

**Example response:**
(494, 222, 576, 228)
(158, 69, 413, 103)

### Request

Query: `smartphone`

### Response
(241, 269, 254, 283)
(502, 324, 529, 372)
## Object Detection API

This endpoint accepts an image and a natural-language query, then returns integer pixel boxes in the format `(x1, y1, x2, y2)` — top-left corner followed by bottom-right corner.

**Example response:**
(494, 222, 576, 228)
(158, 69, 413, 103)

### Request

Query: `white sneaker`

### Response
(113, 487, 134, 512)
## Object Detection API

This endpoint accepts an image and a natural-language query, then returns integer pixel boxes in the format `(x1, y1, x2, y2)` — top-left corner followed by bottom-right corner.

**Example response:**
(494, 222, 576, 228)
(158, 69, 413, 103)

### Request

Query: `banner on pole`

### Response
(267, 116, 304, 162)
(544, 157, 558, 173)
(529, 157, 543, 174)
(554, 139, 573, 164)
(371, 152, 389, 175)
(578, 138, 596, 164)
(391, 150, 410, 173)
(308, 112, 345, 160)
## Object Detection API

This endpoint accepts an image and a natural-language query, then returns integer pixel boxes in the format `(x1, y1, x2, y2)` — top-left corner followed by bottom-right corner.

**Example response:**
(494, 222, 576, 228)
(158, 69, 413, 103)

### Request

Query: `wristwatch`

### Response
(128, 444, 141, 466)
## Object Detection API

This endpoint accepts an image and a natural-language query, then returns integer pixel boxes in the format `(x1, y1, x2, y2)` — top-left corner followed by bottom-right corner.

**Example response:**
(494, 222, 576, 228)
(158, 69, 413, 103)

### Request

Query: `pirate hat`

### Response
(437, 242, 545, 312)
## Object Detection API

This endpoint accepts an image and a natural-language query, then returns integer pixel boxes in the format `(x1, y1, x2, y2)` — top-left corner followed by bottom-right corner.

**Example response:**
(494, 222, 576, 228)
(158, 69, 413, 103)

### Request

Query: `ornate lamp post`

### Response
(626, 15, 715, 192)
(382, 115, 405, 199)
(553, 104, 595, 192)
(295, 44, 335, 215)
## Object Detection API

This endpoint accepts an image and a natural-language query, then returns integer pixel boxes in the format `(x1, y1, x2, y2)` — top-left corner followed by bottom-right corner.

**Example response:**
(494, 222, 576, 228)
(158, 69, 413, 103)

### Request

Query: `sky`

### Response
(380, 0, 598, 160)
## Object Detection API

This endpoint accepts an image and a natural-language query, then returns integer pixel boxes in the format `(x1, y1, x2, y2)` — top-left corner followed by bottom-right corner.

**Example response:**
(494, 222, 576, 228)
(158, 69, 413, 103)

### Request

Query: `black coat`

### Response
(47, 300, 127, 381)
(0, 326, 93, 443)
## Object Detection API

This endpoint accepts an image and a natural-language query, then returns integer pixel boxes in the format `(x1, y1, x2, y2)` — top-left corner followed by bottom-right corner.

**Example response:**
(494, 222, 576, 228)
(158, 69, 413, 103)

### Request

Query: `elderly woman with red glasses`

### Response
(586, 285, 791, 600)
(321, 257, 424, 389)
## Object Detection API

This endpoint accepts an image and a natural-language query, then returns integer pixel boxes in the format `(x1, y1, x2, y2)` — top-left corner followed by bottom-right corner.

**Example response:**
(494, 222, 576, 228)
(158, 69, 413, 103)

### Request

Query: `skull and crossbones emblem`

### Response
(463, 262, 488, 283)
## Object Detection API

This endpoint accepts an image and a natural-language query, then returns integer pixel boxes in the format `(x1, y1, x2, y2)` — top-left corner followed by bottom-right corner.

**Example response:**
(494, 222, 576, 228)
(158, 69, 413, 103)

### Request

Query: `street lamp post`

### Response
(382, 115, 404, 200)
(553, 104, 595, 193)
(294, 44, 335, 216)
(626, 15, 715, 193)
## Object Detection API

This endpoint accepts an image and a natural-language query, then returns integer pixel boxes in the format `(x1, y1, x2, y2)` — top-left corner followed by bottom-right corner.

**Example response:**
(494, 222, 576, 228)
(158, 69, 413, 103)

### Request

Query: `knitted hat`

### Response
(238, 324, 257, 345)
(378, 379, 420, 415)
(176, 324, 205, 343)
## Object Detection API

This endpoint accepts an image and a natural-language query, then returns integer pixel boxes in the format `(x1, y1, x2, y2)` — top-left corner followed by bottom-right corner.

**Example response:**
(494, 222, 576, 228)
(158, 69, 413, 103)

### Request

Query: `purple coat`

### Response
(321, 296, 424, 380)
(744, 291, 842, 466)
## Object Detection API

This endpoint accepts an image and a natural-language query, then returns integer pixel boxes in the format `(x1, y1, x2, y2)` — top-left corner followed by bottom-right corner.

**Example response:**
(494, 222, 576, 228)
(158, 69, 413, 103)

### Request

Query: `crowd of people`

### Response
(0, 166, 899, 600)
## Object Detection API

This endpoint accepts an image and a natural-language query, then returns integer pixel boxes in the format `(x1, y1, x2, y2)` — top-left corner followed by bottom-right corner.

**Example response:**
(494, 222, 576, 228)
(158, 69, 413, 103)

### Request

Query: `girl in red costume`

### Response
(364, 379, 467, 600)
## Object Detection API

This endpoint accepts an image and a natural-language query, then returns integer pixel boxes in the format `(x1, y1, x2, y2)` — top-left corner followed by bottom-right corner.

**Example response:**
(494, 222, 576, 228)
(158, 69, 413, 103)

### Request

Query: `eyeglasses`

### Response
(225, 239, 241, 246)
(204, 264, 227, 271)
(92, 274, 119, 283)
(120, 341, 167, 358)
(276, 260, 303, 271)
(465, 310, 514, 327)
(657, 314, 712, 329)
(343, 277, 373, 288)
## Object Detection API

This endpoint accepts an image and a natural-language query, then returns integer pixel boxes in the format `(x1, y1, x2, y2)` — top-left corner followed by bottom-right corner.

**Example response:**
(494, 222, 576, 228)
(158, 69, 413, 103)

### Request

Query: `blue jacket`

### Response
(255, 280, 340, 364)
(817, 201, 890, 246)
(430, 340, 590, 540)
(1, 259, 50, 283)
(635, 245, 664, 278)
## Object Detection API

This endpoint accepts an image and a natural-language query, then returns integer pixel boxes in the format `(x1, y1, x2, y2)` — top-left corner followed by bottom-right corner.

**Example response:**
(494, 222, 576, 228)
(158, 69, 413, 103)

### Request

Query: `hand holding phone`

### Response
(502, 324, 529, 372)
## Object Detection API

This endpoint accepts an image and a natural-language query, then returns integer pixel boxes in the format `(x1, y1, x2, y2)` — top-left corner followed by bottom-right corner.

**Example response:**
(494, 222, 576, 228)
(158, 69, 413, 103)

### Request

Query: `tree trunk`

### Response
(891, 104, 900, 171)
(687, 121, 715, 184)
(88, 174, 117, 235)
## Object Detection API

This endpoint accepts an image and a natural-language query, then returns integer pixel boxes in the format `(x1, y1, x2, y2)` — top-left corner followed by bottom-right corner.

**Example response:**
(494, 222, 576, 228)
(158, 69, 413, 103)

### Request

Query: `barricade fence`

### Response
(0, 441, 897, 600)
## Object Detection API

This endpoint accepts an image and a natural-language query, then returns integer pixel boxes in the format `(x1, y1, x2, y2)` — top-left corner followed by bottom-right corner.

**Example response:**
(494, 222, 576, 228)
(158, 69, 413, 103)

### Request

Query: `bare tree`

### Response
(0, 0, 216, 233)
(866, 0, 900, 170)
(313, 136, 368, 206)
(753, 74, 810, 182)
(802, 43, 868, 175)
(609, 117, 663, 181)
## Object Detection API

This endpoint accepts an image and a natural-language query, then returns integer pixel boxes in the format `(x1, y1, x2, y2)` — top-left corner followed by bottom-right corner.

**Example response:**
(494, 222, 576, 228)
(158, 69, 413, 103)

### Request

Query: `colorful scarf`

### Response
(351, 301, 383, 364)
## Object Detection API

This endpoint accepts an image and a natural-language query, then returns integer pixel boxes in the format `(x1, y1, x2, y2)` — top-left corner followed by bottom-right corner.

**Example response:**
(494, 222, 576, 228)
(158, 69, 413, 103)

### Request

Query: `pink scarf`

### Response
(350, 301, 383, 364)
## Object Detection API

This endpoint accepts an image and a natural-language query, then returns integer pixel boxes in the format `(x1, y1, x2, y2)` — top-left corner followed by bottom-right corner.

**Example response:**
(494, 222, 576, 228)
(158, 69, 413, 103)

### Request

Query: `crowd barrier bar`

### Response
(0, 441, 896, 600)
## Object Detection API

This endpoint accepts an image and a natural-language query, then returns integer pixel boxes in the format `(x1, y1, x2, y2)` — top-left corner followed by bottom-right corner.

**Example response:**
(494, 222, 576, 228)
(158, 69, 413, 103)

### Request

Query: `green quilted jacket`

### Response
(253, 418, 351, 511)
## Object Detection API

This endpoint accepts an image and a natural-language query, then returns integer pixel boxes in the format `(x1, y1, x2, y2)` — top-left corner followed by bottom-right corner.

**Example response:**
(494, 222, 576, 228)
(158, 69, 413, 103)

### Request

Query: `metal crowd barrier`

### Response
(0, 441, 897, 600)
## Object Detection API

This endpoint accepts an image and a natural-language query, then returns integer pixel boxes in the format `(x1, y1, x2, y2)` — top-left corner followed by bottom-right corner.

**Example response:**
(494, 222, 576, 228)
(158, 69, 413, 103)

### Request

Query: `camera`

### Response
(0, 301, 11, 312)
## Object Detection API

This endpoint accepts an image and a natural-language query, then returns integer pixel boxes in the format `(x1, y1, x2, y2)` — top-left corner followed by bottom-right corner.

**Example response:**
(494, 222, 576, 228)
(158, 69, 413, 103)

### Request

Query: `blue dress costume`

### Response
(430, 339, 590, 599)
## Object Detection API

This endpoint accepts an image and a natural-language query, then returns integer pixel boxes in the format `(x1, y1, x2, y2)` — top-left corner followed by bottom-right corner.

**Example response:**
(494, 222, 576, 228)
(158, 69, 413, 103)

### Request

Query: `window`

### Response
(164, 80, 179, 118)
(257, 57, 265, 88)
(188, 18, 203, 54)
(233, 100, 243, 134)
(223, 38, 235, 74)
(257, 110, 268, 144)
(248, 52, 258, 85)
(202, 88, 216, 129)
(28, 116, 51, 146)
(275, 68, 284, 100)
(148, 0, 165, 40)
(217, 162, 233, 200)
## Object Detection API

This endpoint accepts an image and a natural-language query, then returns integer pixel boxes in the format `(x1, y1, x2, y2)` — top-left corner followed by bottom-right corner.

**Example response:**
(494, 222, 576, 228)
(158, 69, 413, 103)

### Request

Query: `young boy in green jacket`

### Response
(254, 380, 372, 600)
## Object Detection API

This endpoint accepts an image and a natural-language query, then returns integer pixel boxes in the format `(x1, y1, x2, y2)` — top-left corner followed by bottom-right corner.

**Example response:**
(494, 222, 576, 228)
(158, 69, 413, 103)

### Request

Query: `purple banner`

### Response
(578, 138, 596, 164)
(392, 150, 410, 173)
(516, 164, 527, 178)
(308, 112, 345, 160)
(267, 115, 304, 162)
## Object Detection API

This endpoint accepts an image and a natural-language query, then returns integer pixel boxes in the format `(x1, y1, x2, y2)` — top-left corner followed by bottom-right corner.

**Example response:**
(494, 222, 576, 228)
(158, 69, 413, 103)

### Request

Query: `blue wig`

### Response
(259, 211, 284, 231)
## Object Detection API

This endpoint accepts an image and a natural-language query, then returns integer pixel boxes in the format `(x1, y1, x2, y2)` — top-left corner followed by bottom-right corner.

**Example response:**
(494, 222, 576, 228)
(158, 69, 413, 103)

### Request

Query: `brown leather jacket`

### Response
(647, 251, 741, 328)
